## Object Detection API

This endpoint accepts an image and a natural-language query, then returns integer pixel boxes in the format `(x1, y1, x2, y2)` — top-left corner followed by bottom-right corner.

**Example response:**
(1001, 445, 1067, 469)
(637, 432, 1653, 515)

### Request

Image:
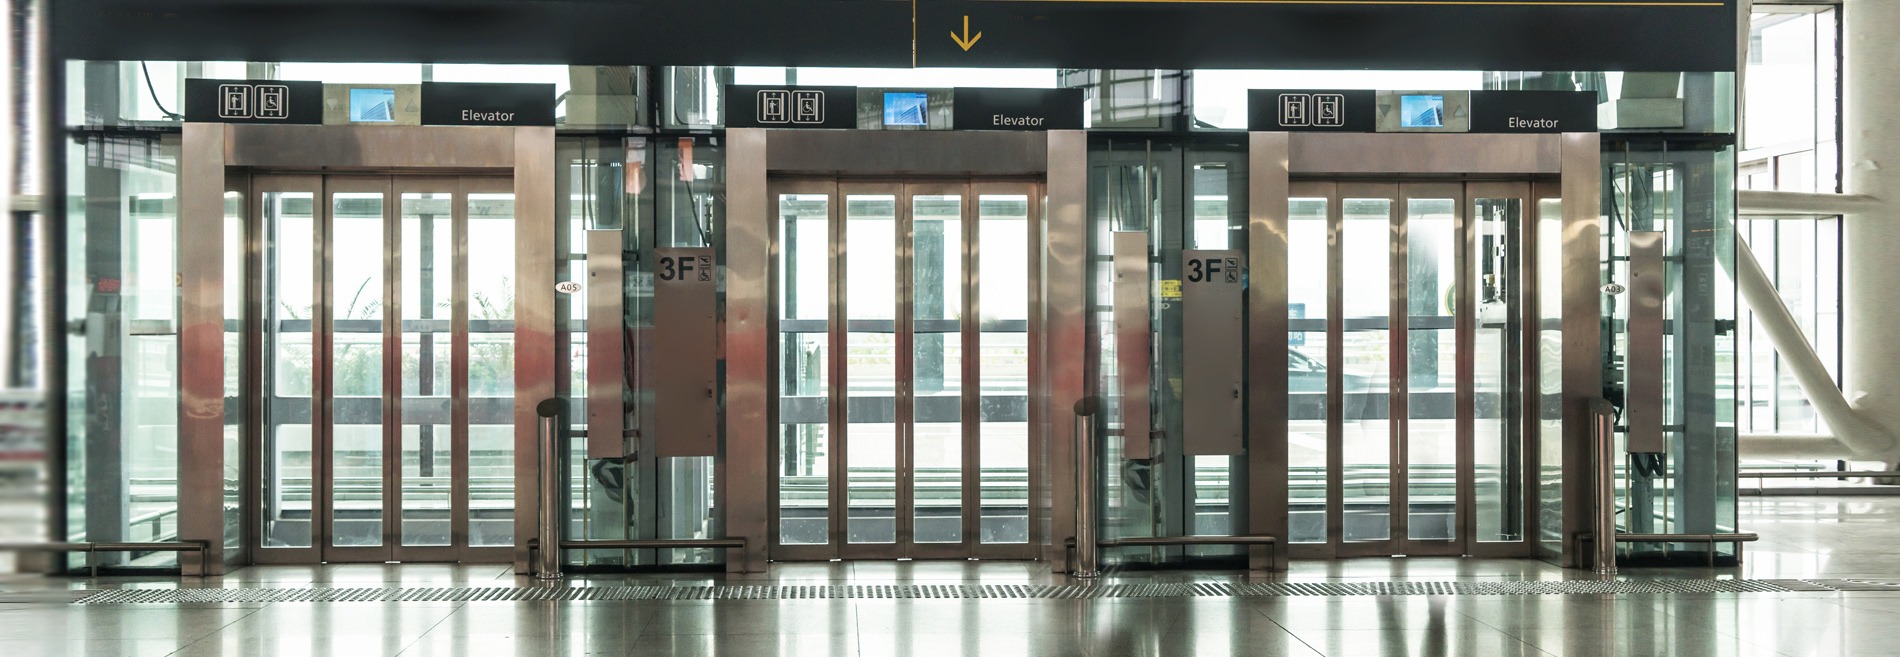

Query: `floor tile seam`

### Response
(1250, 604, 1329, 656)
(390, 600, 466, 657)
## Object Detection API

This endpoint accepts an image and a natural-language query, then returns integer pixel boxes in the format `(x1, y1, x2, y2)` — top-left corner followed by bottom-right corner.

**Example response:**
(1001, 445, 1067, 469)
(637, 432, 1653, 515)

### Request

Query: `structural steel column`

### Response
(1559, 133, 1603, 568)
(512, 127, 557, 573)
(723, 128, 769, 572)
(176, 123, 227, 575)
(1247, 132, 1290, 570)
(1043, 131, 1089, 565)
(1841, 0, 1900, 462)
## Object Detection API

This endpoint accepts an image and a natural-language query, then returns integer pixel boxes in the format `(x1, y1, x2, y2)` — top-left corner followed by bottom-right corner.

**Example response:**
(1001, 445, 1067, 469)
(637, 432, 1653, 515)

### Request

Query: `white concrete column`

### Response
(1840, 0, 1900, 462)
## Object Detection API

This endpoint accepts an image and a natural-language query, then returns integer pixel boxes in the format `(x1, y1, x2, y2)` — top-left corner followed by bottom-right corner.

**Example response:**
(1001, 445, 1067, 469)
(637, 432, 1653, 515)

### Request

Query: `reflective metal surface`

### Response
(652, 247, 720, 458)
(1288, 133, 1562, 175)
(1249, 132, 1292, 571)
(1180, 248, 1244, 457)
(1625, 231, 1666, 455)
(1558, 133, 1605, 568)
(1044, 131, 1090, 565)
(583, 228, 625, 460)
(725, 128, 771, 573)
(178, 122, 229, 575)
(510, 127, 559, 574)
(1112, 232, 1153, 461)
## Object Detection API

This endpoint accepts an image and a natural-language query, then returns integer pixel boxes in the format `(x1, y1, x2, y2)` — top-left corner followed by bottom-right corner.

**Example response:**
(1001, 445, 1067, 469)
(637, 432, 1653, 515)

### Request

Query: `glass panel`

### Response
(1287, 197, 1328, 544)
(1475, 198, 1523, 542)
(1192, 165, 1232, 249)
(331, 192, 385, 547)
(1536, 198, 1565, 553)
(1340, 197, 1392, 543)
(846, 193, 898, 544)
(400, 192, 453, 546)
(912, 193, 962, 544)
(777, 192, 831, 545)
(221, 191, 245, 553)
(1405, 198, 1456, 541)
(467, 193, 517, 546)
(264, 190, 315, 549)
(978, 194, 1030, 543)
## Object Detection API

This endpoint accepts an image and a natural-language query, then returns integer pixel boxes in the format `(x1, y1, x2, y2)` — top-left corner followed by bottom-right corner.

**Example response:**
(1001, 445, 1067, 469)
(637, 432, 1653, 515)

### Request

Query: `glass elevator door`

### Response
(251, 174, 517, 564)
(770, 179, 1040, 561)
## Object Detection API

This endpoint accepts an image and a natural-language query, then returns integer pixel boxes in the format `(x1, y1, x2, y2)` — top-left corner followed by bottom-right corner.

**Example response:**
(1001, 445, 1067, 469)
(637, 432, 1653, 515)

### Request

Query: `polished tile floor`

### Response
(4, 495, 1900, 656)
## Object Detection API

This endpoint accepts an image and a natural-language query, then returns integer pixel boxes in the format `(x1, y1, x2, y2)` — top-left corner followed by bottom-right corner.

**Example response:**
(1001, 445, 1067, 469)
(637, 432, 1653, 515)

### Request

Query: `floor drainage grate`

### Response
(65, 578, 1889, 604)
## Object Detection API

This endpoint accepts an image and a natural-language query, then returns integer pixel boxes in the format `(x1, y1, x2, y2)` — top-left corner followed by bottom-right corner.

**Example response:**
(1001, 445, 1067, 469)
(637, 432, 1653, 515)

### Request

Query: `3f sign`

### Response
(1185, 257, 1241, 284)
(657, 254, 713, 282)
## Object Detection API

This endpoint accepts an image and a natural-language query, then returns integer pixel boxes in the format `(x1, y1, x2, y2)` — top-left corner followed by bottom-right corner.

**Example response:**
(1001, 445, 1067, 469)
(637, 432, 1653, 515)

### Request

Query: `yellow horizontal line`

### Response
(998, 0, 1724, 6)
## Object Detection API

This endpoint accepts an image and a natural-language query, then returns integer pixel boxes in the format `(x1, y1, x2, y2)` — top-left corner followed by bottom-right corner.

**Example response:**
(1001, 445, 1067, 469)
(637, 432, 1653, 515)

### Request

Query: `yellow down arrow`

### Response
(950, 15, 983, 51)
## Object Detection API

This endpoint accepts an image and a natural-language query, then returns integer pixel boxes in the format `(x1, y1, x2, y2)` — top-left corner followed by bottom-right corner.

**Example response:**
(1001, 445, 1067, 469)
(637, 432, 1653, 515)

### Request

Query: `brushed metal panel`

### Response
(1289, 133, 1561, 175)
(1043, 130, 1088, 564)
(1248, 132, 1292, 570)
(767, 130, 1046, 176)
(724, 128, 771, 572)
(1626, 231, 1666, 454)
(1558, 132, 1603, 568)
(178, 123, 228, 575)
(510, 127, 557, 573)
(1182, 249, 1245, 456)
(585, 229, 626, 459)
(653, 247, 720, 457)
(226, 125, 517, 170)
(1113, 232, 1153, 461)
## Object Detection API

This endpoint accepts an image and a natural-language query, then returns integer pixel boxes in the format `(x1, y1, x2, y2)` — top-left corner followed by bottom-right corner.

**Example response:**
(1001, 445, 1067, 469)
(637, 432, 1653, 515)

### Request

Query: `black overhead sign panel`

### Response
(1247, 89, 1597, 133)
(724, 86, 859, 130)
(183, 78, 322, 124)
(54, 0, 915, 66)
(57, 0, 1735, 73)
(420, 83, 556, 127)
(952, 88, 1084, 131)
(914, 0, 1736, 72)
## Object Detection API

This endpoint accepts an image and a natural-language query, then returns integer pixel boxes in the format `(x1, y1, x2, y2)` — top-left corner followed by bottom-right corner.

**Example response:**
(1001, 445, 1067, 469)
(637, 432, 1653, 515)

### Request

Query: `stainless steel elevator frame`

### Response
(1249, 132, 1601, 569)
(178, 124, 556, 575)
(725, 130, 1086, 572)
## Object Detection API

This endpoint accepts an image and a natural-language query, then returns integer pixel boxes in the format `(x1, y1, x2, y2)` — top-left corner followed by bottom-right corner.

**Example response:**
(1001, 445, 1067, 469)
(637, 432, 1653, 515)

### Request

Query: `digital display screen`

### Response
(350, 88, 397, 123)
(883, 92, 929, 126)
(1399, 94, 1444, 128)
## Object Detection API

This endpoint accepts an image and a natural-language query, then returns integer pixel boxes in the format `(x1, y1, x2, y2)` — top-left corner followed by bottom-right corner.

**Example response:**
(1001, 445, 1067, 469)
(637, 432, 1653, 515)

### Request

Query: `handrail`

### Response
(1579, 532, 1759, 567)
(524, 537, 747, 572)
(0, 540, 211, 577)
(1062, 534, 1279, 574)
(1739, 470, 1900, 479)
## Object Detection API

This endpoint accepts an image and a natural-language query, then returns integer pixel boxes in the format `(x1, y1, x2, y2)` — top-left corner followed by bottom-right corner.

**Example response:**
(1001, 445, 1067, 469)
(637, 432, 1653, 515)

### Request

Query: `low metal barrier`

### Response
(0, 540, 211, 577)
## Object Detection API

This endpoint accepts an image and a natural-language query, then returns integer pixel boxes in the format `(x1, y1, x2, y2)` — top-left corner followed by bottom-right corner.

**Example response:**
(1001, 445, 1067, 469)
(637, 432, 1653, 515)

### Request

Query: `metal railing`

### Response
(0, 540, 211, 576)
(1073, 396, 1101, 578)
(1592, 398, 1760, 569)
(531, 399, 748, 578)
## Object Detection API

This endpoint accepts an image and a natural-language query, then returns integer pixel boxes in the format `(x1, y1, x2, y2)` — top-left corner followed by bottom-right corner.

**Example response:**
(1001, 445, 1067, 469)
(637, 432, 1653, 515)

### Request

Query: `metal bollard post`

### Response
(1072, 396, 1103, 579)
(1593, 399, 1618, 576)
(536, 399, 565, 580)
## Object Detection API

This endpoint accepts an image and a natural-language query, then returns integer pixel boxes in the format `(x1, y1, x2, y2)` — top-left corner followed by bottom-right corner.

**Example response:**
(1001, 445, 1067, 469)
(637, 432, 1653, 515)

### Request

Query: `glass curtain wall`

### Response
(63, 130, 182, 568)
(1602, 145, 1741, 560)
(1738, 6, 1850, 487)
